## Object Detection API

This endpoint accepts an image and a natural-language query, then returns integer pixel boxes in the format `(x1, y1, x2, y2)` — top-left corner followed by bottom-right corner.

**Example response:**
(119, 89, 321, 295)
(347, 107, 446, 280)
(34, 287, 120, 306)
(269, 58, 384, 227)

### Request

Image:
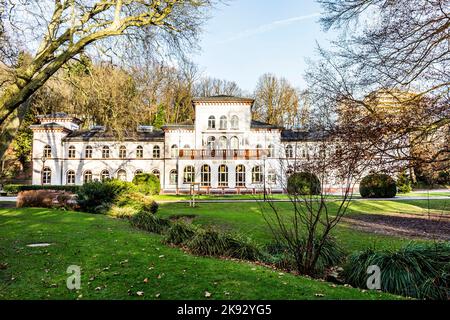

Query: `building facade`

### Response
(30, 96, 340, 194)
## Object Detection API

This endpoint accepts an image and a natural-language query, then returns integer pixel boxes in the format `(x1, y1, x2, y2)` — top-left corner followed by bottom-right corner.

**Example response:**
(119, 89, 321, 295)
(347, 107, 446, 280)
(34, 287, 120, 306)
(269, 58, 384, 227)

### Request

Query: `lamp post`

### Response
(40, 155, 47, 186)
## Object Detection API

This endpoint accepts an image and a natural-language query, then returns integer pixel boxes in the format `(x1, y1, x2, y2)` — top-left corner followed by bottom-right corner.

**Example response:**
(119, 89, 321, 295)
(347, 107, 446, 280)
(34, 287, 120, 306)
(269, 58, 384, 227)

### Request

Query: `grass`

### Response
(0, 207, 401, 300)
(158, 199, 449, 252)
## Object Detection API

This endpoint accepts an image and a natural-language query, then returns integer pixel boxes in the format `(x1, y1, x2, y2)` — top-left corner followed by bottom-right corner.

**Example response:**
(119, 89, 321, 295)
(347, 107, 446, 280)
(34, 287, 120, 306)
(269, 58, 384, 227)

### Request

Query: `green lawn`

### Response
(158, 199, 449, 251)
(0, 207, 401, 300)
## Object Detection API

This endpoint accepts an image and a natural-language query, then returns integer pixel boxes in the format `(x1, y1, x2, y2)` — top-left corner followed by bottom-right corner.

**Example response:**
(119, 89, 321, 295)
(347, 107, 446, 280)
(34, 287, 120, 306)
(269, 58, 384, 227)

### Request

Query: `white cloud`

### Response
(218, 13, 321, 44)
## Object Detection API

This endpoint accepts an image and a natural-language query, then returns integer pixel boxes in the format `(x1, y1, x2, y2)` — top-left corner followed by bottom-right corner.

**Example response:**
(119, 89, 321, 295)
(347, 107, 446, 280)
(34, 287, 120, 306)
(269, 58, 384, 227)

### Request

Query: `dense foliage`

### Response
(3, 184, 81, 194)
(287, 172, 321, 195)
(132, 173, 161, 195)
(344, 243, 450, 300)
(359, 173, 397, 198)
(397, 171, 412, 194)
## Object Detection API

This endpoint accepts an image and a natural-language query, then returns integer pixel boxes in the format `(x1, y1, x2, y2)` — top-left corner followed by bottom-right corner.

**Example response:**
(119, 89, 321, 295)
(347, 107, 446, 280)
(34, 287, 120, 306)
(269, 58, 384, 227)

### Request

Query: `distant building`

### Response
(30, 96, 363, 194)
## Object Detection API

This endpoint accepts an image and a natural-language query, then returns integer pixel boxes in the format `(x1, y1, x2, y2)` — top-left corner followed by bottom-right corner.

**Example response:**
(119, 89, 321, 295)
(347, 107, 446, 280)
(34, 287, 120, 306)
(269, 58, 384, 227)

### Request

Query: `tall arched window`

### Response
(183, 166, 195, 183)
(153, 145, 160, 158)
(230, 136, 239, 150)
(218, 165, 228, 187)
(201, 165, 211, 187)
(171, 145, 179, 158)
(268, 170, 277, 184)
(119, 146, 127, 159)
(169, 170, 178, 185)
(102, 146, 110, 159)
(219, 116, 227, 130)
(268, 144, 275, 158)
(100, 169, 110, 181)
(231, 115, 239, 130)
(68, 146, 76, 159)
(117, 169, 127, 181)
(218, 136, 227, 149)
(207, 136, 216, 150)
(42, 167, 51, 185)
(83, 170, 93, 184)
(236, 165, 246, 187)
(252, 166, 263, 184)
(208, 116, 216, 129)
(285, 145, 293, 158)
(85, 146, 93, 158)
(66, 170, 76, 185)
(152, 169, 160, 180)
(136, 146, 143, 158)
(43, 145, 52, 158)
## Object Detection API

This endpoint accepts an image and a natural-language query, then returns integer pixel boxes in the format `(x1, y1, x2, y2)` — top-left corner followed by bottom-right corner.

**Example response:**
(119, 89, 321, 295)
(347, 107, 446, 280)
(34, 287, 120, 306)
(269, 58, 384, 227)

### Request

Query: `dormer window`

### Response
(219, 116, 227, 130)
(208, 116, 216, 129)
(231, 116, 239, 130)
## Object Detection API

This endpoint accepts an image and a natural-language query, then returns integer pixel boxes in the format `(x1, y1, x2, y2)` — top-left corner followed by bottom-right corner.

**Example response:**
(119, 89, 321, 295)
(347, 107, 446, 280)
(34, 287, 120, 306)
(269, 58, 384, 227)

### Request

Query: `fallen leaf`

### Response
(158, 255, 165, 258)
(155, 293, 161, 298)
(315, 293, 325, 297)
(205, 291, 212, 298)
(136, 291, 144, 296)
(95, 286, 102, 291)
(143, 278, 148, 283)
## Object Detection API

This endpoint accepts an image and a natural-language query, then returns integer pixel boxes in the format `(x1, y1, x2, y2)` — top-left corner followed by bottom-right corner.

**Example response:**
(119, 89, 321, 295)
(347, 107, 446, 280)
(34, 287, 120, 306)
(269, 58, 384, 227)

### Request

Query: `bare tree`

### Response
(0, 0, 216, 159)
(194, 76, 243, 97)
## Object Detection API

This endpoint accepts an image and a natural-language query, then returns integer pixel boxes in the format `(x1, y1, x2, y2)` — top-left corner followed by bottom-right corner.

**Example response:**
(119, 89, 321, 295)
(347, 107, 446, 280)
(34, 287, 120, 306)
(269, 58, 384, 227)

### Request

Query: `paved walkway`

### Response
(1, 194, 448, 204)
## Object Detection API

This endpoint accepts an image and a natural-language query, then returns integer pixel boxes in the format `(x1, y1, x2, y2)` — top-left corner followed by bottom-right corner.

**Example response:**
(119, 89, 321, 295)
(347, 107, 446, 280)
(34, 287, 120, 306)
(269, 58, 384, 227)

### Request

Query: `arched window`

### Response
(183, 166, 195, 183)
(152, 169, 160, 180)
(171, 145, 179, 158)
(85, 146, 93, 159)
(66, 170, 76, 185)
(100, 169, 110, 181)
(285, 145, 293, 158)
(68, 146, 76, 159)
(208, 116, 216, 129)
(153, 145, 160, 158)
(201, 165, 211, 187)
(43, 145, 52, 158)
(117, 169, 127, 181)
(119, 146, 127, 159)
(218, 136, 227, 149)
(136, 146, 143, 158)
(268, 144, 275, 158)
(218, 165, 228, 187)
(219, 116, 227, 130)
(236, 165, 246, 187)
(169, 170, 178, 185)
(286, 169, 294, 177)
(230, 136, 239, 150)
(268, 170, 277, 184)
(231, 115, 239, 130)
(134, 169, 143, 177)
(252, 166, 263, 184)
(207, 136, 216, 150)
(42, 167, 51, 185)
(102, 146, 110, 159)
(301, 148, 307, 158)
(83, 170, 93, 184)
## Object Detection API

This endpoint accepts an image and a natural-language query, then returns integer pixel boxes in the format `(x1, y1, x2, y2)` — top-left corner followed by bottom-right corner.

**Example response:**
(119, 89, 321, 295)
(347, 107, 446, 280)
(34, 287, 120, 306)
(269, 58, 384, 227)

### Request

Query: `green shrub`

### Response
(359, 173, 397, 198)
(187, 229, 228, 256)
(344, 242, 450, 300)
(130, 210, 171, 234)
(3, 184, 80, 194)
(149, 201, 159, 214)
(165, 222, 197, 245)
(76, 179, 135, 214)
(132, 173, 161, 195)
(287, 172, 321, 195)
(261, 242, 296, 271)
(397, 171, 412, 194)
(107, 205, 139, 219)
(222, 234, 261, 261)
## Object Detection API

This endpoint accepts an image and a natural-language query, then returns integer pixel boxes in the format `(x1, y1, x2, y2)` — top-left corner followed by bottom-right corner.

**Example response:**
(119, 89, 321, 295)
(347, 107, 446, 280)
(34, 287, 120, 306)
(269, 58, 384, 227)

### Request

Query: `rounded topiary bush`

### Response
(132, 173, 161, 195)
(359, 173, 397, 198)
(287, 172, 321, 195)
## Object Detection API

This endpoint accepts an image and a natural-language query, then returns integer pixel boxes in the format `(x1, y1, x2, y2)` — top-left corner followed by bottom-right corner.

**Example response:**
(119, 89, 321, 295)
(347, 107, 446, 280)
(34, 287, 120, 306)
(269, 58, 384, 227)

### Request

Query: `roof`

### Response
(192, 95, 255, 104)
(37, 113, 82, 124)
(161, 119, 195, 130)
(281, 129, 325, 142)
(250, 120, 283, 130)
(63, 129, 165, 142)
(29, 123, 72, 132)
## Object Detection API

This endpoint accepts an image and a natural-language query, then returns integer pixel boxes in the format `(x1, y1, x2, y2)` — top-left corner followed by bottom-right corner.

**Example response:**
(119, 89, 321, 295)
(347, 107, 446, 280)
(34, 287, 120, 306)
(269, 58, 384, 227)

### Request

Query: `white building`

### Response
(30, 96, 343, 194)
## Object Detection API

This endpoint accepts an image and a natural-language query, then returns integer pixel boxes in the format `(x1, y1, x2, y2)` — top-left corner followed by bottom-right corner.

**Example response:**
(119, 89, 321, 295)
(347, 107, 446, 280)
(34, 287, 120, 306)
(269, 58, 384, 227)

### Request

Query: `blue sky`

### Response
(191, 0, 336, 92)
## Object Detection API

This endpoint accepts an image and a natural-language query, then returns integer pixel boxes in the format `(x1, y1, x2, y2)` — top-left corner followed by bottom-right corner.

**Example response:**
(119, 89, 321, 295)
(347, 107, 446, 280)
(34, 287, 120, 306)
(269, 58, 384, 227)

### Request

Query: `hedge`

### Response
(2, 184, 81, 194)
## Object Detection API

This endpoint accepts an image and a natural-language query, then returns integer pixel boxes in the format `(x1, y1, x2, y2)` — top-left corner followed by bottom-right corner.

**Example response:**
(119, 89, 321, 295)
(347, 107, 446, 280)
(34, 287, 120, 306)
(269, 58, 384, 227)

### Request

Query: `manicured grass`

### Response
(158, 199, 449, 251)
(0, 207, 400, 300)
